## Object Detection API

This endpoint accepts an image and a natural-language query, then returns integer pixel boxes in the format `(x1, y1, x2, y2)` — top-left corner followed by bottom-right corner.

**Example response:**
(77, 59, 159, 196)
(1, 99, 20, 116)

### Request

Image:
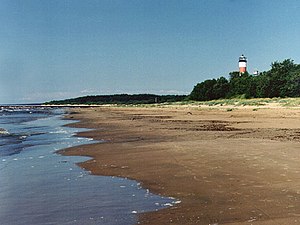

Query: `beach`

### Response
(60, 105, 300, 225)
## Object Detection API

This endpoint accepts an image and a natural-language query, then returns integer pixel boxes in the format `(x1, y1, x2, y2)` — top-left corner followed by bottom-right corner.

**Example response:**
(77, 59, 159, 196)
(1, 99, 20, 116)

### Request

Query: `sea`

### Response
(0, 106, 176, 225)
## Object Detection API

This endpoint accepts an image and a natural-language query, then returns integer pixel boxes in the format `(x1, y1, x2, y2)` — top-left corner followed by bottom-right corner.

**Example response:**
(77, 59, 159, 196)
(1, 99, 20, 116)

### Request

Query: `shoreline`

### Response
(59, 105, 300, 225)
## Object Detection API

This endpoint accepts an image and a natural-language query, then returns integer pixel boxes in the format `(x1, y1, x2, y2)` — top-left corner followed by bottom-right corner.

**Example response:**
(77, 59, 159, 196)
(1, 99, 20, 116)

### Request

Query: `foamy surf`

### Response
(0, 107, 176, 225)
(0, 128, 9, 135)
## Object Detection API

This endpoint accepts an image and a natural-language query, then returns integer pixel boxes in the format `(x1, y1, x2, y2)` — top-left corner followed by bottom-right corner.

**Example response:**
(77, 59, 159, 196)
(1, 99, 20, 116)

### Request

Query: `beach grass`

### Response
(49, 97, 300, 109)
(192, 97, 300, 107)
(112, 97, 300, 108)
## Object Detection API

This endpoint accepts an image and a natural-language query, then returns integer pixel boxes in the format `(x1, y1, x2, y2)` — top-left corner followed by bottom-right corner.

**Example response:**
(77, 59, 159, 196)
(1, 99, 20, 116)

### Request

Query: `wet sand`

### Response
(59, 106, 300, 225)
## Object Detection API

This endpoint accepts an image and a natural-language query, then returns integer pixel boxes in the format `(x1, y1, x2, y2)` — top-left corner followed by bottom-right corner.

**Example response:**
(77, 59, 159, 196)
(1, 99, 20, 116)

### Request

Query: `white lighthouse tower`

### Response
(238, 54, 247, 74)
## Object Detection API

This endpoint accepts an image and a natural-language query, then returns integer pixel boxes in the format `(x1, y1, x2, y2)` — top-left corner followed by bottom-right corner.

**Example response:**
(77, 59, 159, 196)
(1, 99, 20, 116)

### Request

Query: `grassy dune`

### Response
(187, 97, 300, 107)
(115, 97, 300, 108)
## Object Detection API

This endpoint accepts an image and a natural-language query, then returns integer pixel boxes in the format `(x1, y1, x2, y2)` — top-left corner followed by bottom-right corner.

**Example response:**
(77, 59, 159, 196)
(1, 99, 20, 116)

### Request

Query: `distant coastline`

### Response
(44, 94, 187, 105)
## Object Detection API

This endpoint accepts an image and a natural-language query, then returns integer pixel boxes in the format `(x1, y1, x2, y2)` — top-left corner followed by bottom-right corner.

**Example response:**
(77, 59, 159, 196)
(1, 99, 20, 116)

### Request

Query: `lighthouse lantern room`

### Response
(239, 54, 247, 74)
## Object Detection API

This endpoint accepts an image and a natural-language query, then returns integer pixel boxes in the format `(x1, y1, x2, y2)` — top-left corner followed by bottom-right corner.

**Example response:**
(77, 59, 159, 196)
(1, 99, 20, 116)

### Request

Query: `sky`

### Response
(1, 0, 300, 104)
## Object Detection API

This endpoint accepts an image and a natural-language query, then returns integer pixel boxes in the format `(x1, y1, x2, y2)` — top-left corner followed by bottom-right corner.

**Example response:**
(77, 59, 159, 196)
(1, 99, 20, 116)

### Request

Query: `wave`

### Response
(0, 128, 10, 136)
(0, 106, 55, 115)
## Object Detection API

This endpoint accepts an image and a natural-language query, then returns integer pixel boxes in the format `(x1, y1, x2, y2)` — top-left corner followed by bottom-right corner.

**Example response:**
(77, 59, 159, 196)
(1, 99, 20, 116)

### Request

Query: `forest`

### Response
(46, 94, 187, 105)
(190, 59, 300, 101)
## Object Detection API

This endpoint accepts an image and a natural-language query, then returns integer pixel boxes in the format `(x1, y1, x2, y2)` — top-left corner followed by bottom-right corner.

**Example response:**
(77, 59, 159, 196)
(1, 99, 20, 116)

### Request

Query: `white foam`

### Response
(164, 203, 173, 207)
(0, 129, 10, 135)
(49, 130, 69, 134)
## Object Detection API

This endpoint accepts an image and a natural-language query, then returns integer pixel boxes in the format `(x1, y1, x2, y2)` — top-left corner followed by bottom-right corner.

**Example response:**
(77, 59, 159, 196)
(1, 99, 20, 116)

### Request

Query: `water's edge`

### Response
(56, 109, 181, 224)
(57, 109, 179, 224)
(0, 107, 176, 225)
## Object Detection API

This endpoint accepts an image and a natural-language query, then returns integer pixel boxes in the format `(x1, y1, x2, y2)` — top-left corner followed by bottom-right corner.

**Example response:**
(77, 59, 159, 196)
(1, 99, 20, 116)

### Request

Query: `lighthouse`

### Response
(238, 54, 247, 74)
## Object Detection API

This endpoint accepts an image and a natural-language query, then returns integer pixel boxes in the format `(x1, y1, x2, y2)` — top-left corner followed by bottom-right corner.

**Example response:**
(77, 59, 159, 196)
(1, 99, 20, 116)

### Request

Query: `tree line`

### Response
(46, 94, 187, 105)
(190, 59, 300, 101)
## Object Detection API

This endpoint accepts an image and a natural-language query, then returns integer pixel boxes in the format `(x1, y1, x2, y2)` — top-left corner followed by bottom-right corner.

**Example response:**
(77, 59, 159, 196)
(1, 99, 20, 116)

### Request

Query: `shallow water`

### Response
(0, 108, 175, 225)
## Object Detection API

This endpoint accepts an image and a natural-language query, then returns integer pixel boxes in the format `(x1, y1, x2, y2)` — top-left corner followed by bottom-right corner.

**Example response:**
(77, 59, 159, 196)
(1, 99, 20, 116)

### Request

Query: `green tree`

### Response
(190, 79, 217, 101)
(255, 72, 269, 98)
(265, 59, 297, 97)
(229, 71, 240, 80)
(213, 76, 229, 99)
(284, 70, 300, 97)
(228, 72, 254, 98)
(189, 58, 300, 101)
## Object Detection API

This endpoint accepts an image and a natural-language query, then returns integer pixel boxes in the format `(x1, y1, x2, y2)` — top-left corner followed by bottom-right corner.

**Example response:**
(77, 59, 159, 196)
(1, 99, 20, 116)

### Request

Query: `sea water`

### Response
(0, 107, 176, 225)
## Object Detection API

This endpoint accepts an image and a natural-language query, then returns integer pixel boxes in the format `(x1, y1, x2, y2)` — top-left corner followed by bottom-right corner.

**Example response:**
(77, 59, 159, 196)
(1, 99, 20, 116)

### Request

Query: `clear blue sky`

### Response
(1, 0, 300, 103)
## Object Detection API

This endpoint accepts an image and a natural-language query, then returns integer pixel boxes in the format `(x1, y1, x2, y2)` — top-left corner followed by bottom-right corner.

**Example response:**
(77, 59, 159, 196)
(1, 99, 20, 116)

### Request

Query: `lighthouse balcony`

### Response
(239, 55, 247, 62)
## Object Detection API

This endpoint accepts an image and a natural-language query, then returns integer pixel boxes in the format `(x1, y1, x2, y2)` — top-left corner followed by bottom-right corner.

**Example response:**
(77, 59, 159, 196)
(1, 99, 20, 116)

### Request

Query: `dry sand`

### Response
(59, 105, 300, 225)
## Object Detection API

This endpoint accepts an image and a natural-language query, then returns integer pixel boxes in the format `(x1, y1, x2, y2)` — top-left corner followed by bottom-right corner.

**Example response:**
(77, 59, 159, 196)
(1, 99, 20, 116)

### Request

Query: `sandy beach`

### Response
(59, 105, 300, 225)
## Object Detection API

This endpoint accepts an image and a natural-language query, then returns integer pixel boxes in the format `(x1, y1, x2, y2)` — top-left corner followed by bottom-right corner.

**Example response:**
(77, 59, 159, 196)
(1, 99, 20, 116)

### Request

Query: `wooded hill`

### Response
(190, 59, 300, 101)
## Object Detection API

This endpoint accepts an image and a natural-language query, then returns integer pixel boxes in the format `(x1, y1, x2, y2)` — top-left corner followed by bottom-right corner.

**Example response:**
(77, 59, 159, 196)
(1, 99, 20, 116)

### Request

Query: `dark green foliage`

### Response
(228, 72, 256, 98)
(190, 79, 217, 101)
(229, 71, 240, 80)
(285, 70, 300, 97)
(258, 60, 292, 97)
(190, 77, 230, 101)
(45, 94, 187, 105)
(190, 59, 300, 101)
(213, 77, 230, 99)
